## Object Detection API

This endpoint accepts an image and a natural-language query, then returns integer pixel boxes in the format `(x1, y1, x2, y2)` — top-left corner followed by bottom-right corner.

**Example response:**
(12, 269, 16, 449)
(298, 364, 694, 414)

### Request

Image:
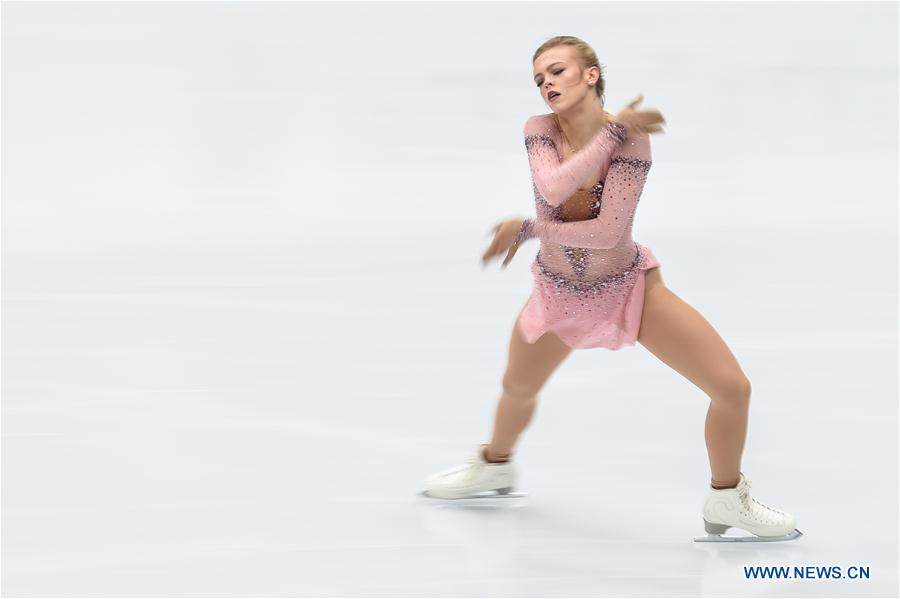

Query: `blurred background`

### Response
(3, 1, 897, 596)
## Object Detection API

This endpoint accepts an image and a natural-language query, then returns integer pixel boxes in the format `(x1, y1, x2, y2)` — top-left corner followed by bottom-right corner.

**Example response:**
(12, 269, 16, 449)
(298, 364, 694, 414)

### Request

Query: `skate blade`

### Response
(418, 489, 528, 500)
(694, 528, 803, 543)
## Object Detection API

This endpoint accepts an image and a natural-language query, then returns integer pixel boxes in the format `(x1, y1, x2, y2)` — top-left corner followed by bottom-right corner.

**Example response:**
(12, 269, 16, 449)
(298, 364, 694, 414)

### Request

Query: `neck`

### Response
(556, 99, 609, 149)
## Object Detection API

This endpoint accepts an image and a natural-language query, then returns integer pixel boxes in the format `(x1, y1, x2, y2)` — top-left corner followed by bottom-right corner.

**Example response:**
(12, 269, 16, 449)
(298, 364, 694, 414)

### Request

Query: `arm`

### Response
(519, 135, 653, 250)
(524, 114, 627, 207)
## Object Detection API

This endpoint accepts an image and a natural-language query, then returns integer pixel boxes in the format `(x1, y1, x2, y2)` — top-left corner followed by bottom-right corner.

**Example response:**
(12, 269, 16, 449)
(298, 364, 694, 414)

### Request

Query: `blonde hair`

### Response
(532, 35, 606, 106)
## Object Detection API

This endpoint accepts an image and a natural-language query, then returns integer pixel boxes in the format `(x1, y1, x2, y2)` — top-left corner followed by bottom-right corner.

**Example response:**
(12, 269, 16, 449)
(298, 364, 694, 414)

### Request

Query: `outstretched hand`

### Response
(482, 218, 526, 269)
(613, 94, 666, 137)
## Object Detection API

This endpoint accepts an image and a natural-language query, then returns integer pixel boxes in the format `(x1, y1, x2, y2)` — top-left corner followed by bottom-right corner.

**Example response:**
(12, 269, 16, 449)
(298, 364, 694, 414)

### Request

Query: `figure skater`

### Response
(421, 36, 801, 543)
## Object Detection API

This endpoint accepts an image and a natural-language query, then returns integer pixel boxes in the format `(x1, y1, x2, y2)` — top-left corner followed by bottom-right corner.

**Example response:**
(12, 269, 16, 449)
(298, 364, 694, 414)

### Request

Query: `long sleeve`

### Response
(522, 134, 653, 250)
(524, 114, 627, 207)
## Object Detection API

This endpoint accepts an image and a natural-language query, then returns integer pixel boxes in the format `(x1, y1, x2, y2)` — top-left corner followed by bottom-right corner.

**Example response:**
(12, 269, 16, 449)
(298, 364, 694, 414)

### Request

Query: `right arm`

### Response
(524, 114, 627, 207)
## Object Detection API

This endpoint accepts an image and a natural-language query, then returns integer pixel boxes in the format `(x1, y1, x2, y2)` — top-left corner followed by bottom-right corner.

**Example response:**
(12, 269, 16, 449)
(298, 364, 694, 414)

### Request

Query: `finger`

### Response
(482, 242, 496, 262)
(502, 246, 516, 268)
(638, 115, 664, 129)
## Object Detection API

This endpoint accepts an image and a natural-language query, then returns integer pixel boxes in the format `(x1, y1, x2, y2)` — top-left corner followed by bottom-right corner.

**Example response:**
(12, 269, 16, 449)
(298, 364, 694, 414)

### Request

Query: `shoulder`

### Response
(523, 112, 555, 134)
(523, 113, 559, 152)
(613, 131, 652, 162)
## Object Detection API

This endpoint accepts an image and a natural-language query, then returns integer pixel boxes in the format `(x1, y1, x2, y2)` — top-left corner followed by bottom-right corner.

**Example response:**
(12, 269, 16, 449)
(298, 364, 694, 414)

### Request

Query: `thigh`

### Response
(637, 271, 748, 397)
(505, 303, 574, 395)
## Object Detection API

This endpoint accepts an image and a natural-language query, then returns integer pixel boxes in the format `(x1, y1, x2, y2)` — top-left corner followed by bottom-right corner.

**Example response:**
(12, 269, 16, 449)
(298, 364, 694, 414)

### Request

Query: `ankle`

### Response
(483, 445, 511, 463)
(710, 476, 740, 489)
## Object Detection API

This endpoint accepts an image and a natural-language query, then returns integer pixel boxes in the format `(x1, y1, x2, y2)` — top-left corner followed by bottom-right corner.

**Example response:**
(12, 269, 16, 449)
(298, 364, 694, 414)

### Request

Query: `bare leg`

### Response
(485, 303, 574, 461)
(637, 268, 751, 487)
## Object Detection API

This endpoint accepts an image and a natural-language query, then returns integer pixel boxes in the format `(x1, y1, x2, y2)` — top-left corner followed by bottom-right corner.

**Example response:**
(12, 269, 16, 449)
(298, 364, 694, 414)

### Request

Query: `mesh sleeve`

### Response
(523, 134, 652, 250)
(524, 114, 627, 207)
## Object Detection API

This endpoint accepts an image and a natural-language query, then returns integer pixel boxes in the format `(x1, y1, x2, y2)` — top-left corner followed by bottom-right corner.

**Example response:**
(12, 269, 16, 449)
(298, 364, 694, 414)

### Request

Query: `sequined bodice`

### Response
(525, 115, 649, 283)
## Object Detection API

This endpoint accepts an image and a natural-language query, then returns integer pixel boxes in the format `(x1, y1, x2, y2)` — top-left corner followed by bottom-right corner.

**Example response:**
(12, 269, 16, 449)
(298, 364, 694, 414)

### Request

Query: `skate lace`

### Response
(738, 477, 786, 519)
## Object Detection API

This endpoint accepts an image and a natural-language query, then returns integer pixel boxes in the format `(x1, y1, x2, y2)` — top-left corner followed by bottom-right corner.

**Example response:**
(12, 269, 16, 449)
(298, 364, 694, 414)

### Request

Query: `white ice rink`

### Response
(3, 2, 898, 597)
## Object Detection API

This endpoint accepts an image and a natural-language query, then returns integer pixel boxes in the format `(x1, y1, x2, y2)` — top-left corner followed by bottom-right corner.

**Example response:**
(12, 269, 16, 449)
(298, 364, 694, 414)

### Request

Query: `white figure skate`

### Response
(420, 444, 526, 500)
(694, 472, 803, 542)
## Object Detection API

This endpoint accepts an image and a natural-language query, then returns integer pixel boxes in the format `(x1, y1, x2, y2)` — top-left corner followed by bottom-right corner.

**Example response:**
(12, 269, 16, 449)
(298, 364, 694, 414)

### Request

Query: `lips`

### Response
(548, 91, 561, 101)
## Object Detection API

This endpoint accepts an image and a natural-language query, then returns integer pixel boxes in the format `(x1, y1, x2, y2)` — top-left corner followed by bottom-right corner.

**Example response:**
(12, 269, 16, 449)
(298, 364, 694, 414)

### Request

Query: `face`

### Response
(532, 46, 595, 111)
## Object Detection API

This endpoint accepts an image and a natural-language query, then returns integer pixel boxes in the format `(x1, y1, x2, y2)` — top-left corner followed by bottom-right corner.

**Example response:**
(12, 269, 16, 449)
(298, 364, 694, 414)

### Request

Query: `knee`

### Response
(502, 372, 538, 402)
(713, 374, 752, 407)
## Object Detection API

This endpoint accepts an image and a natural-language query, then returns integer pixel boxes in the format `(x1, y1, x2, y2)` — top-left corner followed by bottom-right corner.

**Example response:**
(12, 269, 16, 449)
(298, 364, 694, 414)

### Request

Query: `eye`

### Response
(535, 68, 565, 87)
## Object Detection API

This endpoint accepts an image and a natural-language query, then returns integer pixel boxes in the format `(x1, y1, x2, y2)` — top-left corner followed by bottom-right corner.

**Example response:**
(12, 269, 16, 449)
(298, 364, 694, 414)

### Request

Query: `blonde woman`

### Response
(422, 36, 801, 543)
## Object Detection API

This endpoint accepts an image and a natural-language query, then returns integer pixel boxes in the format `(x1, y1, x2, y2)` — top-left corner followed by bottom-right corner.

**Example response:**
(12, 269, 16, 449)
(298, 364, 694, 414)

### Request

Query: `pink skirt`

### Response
(517, 243, 661, 350)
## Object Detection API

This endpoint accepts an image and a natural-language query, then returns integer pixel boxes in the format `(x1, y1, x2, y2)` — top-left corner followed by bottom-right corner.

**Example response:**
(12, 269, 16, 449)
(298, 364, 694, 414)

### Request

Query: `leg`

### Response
(637, 268, 752, 487)
(486, 303, 574, 461)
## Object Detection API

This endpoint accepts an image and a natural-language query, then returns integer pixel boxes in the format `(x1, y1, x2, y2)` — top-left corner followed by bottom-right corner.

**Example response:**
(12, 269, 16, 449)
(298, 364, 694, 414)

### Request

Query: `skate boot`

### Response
(420, 444, 524, 500)
(695, 472, 803, 542)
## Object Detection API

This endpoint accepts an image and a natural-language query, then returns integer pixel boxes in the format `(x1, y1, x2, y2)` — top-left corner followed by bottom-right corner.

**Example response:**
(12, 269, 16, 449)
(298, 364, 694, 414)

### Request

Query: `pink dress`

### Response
(516, 113, 660, 350)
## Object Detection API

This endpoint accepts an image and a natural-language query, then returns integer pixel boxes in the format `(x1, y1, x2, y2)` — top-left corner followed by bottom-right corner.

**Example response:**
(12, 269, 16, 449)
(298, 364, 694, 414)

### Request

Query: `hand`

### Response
(482, 218, 526, 269)
(612, 94, 666, 137)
